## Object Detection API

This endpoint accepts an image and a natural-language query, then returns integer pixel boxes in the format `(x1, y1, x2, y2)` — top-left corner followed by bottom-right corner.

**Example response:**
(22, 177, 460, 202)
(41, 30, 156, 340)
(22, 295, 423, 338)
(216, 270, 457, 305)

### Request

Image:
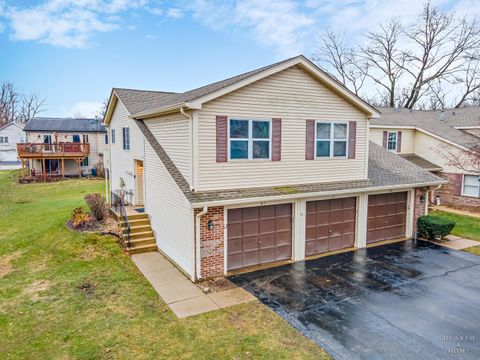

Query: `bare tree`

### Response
(360, 21, 406, 107)
(402, 3, 480, 108)
(452, 52, 480, 108)
(312, 31, 367, 96)
(442, 142, 480, 174)
(0, 81, 46, 126)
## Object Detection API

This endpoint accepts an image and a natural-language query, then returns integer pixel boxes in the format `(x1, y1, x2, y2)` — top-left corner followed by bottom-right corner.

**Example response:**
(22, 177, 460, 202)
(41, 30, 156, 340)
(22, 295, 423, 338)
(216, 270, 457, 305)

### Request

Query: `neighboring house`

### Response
(0, 122, 25, 166)
(18, 117, 108, 179)
(370, 107, 480, 212)
(104, 55, 444, 281)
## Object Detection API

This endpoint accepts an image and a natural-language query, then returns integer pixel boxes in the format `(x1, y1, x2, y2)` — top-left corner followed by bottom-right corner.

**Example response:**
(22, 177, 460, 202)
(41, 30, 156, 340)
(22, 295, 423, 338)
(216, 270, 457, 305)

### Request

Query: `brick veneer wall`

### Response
(194, 206, 225, 279)
(434, 172, 480, 212)
(414, 188, 428, 235)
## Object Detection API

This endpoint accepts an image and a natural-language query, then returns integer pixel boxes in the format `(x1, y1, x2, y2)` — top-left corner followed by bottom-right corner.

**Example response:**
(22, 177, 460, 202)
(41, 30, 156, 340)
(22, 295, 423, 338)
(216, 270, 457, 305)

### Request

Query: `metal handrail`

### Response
(111, 190, 131, 249)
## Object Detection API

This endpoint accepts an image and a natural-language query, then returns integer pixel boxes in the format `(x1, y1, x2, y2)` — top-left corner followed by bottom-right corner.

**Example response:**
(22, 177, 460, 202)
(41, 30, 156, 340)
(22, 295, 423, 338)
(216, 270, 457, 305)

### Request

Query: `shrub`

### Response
(84, 193, 107, 221)
(417, 215, 455, 240)
(70, 207, 95, 229)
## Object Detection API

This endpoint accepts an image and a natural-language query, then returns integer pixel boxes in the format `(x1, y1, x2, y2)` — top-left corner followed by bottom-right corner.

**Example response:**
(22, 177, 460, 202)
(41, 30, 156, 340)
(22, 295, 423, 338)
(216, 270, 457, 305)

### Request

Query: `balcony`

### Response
(17, 142, 90, 159)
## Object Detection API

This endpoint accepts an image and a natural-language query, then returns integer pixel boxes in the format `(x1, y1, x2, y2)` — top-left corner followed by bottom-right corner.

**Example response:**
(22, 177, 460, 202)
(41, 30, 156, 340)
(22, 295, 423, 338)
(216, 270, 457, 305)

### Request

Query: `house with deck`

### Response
(370, 107, 480, 212)
(0, 121, 25, 167)
(104, 55, 444, 281)
(18, 117, 108, 181)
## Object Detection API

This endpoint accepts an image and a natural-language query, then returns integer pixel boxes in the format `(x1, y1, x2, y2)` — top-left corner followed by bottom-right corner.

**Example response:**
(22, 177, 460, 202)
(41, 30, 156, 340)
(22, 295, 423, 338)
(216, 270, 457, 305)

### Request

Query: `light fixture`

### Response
(207, 220, 214, 231)
(420, 195, 425, 204)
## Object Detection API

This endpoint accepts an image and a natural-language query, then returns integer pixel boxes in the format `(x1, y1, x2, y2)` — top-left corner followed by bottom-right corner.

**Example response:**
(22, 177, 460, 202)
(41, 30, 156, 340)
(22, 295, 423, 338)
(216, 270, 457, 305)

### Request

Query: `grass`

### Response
(463, 246, 480, 256)
(0, 170, 329, 360)
(429, 210, 480, 241)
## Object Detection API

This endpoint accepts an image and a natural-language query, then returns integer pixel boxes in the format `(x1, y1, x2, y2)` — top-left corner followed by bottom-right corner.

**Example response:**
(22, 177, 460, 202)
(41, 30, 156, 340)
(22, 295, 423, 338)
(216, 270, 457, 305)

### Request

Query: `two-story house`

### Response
(19, 117, 108, 180)
(370, 107, 480, 212)
(0, 121, 25, 166)
(104, 55, 444, 282)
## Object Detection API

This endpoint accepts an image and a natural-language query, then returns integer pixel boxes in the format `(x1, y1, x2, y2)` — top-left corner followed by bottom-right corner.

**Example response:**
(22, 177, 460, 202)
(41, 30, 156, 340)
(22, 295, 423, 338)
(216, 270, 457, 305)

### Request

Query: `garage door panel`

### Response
(227, 204, 292, 271)
(367, 192, 407, 244)
(306, 226, 316, 241)
(305, 197, 357, 256)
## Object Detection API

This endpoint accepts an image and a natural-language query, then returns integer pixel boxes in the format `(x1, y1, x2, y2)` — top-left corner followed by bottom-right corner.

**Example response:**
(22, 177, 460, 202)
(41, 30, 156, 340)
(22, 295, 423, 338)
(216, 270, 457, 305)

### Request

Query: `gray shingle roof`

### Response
(114, 57, 297, 117)
(399, 154, 442, 171)
(24, 117, 106, 133)
(372, 107, 480, 148)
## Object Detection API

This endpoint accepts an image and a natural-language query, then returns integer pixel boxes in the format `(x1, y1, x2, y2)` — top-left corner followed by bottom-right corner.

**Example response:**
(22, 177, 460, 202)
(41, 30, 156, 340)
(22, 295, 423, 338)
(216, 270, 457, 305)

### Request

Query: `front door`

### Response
(134, 160, 144, 206)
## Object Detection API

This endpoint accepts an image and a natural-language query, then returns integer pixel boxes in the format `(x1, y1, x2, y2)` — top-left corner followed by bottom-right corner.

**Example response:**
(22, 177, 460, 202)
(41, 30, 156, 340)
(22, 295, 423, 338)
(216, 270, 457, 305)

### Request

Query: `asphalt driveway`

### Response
(230, 240, 480, 360)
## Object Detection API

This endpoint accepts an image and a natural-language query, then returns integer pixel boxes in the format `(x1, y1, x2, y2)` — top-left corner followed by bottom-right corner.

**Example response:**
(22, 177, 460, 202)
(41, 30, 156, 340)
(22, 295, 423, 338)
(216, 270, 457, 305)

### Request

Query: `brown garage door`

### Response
(227, 204, 292, 271)
(305, 197, 356, 256)
(367, 192, 407, 244)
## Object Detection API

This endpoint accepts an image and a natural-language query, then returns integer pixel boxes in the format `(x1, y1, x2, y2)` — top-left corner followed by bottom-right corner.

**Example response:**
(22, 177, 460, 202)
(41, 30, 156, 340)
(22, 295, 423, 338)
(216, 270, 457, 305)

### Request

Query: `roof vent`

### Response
(440, 109, 445, 121)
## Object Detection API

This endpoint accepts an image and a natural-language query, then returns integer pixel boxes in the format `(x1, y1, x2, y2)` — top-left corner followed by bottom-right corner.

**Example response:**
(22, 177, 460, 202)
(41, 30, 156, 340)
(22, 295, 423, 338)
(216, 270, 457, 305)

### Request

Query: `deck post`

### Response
(42, 158, 46, 178)
(76, 159, 82, 178)
(61, 158, 65, 177)
(21, 159, 25, 178)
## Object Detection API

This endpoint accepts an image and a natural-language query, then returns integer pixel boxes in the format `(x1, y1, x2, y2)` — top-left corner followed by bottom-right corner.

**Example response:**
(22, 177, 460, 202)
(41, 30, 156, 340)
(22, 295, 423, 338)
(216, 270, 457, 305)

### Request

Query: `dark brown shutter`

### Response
(305, 120, 315, 160)
(453, 174, 463, 196)
(382, 131, 388, 149)
(216, 115, 228, 162)
(348, 121, 356, 159)
(397, 131, 402, 153)
(272, 118, 282, 161)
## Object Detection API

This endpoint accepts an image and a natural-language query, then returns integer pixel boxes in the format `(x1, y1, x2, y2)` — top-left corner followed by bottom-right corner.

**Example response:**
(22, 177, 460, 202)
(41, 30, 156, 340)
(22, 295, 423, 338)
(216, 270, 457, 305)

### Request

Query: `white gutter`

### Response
(189, 180, 447, 208)
(180, 107, 195, 191)
(195, 206, 208, 280)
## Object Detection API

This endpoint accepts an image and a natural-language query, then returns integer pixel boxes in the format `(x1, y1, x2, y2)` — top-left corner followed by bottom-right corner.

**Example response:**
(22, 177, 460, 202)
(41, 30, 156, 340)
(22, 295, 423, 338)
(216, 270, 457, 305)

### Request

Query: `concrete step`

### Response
(129, 230, 154, 240)
(127, 237, 156, 247)
(126, 243, 158, 255)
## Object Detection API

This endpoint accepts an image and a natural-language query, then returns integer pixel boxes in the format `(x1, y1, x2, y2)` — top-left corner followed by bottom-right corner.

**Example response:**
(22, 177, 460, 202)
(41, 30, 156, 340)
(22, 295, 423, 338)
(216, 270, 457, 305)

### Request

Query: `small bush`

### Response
(70, 207, 95, 229)
(84, 193, 107, 221)
(417, 215, 455, 240)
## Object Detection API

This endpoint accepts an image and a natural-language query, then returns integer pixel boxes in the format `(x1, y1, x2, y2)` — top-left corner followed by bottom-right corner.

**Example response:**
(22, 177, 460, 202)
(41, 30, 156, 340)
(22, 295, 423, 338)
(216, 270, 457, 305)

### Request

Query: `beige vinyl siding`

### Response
(144, 112, 191, 186)
(144, 140, 194, 278)
(370, 128, 415, 154)
(109, 100, 136, 202)
(197, 65, 369, 191)
(414, 131, 463, 173)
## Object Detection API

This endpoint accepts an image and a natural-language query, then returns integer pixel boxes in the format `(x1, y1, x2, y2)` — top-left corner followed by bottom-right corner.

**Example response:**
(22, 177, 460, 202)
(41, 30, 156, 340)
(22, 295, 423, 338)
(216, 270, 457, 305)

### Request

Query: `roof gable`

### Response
(103, 55, 379, 124)
(0, 122, 24, 131)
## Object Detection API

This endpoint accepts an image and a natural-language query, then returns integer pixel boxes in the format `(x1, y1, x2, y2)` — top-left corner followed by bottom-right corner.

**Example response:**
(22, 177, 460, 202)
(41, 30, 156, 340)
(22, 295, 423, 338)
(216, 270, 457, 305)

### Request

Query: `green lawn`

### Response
(463, 246, 480, 256)
(429, 210, 480, 241)
(0, 170, 328, 360)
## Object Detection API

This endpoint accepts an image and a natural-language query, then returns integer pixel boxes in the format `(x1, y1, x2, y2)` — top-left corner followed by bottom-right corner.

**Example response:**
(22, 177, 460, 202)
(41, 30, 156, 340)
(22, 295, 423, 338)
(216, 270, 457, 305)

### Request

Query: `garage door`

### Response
(305, 197, 356, 256)
(227, 204, 292, 271)
(367, 192, 407, 244)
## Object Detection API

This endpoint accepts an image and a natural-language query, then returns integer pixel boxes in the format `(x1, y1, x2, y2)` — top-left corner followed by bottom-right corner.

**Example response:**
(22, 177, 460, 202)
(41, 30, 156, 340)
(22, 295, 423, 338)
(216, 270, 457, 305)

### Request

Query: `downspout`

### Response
(180, 107, 195, 191)
(195, 206, 208, 280)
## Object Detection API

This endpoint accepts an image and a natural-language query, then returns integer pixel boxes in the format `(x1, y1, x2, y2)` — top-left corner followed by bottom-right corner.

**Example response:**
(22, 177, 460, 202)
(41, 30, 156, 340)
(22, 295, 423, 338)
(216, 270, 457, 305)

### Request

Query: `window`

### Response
(83, 134, 89, 143)
(111, 129, 115, 144)
(122, 127, 130, 150)
(43, 135, 52, 144)
(0, 136, 8, 143)
(387, 131, 397, 151)
(105, 134, 108, 144)
(229, 119, 271, 160)
(81, 157, 89, 167)
(72, 134, 80, 143)
(463, 175, 480, 197)
(315, 122, 348, 158)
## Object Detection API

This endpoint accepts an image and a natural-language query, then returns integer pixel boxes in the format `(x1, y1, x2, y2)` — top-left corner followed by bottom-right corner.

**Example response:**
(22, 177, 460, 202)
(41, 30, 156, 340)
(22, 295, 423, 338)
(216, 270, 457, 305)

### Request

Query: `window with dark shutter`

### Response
(272, 118, 282, 161)
(305, 120, 315, 160)
(216, 115, 228, 162)
(348, 121, 356, 159)
(122, 127, 130, 150)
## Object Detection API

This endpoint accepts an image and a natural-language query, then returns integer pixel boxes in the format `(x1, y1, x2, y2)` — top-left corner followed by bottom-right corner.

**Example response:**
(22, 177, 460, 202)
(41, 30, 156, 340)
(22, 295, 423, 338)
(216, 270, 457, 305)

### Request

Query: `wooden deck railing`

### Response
(17, 142, 90, 158)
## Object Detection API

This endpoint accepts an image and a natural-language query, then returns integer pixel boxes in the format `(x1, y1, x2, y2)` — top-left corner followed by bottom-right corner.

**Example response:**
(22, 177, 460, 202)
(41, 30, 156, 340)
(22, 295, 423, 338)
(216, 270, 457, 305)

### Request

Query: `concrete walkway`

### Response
(131, 252, 255, 318)
(435, 235, 479, 250)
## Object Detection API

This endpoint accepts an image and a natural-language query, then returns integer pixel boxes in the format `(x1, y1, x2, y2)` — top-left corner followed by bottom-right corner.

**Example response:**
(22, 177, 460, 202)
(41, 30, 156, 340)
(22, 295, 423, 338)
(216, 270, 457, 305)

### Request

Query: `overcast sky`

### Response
(0, 0, 478, 117)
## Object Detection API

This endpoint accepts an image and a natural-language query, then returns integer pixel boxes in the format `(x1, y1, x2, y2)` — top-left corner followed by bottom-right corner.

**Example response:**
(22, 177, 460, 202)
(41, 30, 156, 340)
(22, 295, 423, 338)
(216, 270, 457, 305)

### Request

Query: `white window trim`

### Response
(461, 174, 480, 198)
(314, 120, 349, 159)
(387, 131, 398, 152)
(227, 118, 272, 161)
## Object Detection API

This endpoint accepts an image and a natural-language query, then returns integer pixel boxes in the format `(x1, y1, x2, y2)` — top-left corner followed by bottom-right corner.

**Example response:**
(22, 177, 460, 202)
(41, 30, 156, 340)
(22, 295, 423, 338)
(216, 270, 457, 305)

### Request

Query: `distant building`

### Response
(0, 122, 25, 168)
(18, 117, 108, 179)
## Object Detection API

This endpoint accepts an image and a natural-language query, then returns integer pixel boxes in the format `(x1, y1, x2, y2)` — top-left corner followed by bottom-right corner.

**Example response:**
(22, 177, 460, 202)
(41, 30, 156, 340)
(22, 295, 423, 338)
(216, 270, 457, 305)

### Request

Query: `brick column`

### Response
(413, 188, 428, 235)
(194, 206, 225, 279)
